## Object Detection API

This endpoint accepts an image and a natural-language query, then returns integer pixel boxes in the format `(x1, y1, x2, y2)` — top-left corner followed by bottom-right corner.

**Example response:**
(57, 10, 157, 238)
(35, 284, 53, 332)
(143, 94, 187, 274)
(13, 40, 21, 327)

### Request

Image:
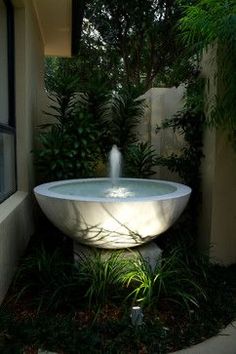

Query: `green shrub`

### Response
(124, 142, 158, 178)
(34, 106, 100, 182)
(34, 85, 146, 182)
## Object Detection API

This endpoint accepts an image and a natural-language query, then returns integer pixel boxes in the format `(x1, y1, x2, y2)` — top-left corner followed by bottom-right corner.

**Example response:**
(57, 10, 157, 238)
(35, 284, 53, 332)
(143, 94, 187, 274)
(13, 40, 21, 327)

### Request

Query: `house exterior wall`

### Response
(0, 0, 45, 303)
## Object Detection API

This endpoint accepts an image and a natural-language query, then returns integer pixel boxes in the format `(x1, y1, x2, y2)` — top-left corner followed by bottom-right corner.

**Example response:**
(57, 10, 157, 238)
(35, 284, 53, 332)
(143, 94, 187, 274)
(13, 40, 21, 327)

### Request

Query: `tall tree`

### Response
(82, 0, 193, 91)
(45, 1, 195, 95)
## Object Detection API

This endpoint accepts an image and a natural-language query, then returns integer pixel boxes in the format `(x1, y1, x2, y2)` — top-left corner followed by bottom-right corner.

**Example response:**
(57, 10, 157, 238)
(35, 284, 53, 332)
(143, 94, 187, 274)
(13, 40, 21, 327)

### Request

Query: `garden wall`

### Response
(210, 132, 236, 264)
(138, 86, 185, 181)
(199, 47, 236, 265)
(140, 79, 236, 265)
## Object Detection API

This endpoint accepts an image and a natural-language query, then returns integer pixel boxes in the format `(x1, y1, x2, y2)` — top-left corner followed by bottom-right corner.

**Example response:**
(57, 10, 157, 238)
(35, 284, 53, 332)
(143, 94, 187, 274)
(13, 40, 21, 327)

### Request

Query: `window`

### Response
(0, 0, 16, 203)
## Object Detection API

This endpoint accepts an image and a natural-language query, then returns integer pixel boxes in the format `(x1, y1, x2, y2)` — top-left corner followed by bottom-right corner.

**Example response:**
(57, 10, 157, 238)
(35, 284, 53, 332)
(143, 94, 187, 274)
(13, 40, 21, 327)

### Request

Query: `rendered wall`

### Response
(210, 133, 236, 264)
(139, 86, 185, 181)
(199, 47, 236, 265)
(0, 0, 44, 303)
(200, 129, 236, 265)
(140, 74, 236, 265)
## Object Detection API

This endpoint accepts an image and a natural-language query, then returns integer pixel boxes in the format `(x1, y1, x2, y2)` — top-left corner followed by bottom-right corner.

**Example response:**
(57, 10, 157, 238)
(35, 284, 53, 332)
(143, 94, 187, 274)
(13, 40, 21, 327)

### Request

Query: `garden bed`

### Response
(1, 229, 236, 354)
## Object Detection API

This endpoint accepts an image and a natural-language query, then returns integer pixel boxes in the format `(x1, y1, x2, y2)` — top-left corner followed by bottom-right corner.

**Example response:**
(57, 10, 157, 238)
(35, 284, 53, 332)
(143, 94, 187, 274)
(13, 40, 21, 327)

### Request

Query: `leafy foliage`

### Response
(34, 79, 146, 181)
(179, 0, 236, 145)
(83, 0, 195, 90)
(2, 233, 236, 353)
(11, 246, 80, 311)
(44, 1, 196, 94)
(121, 248, 205, 310)
(34, 110, 100, 181)
(44, 63, 79, 122)
(79, 251, 127, 306)
(100, 92, 145, 153)
(124, 142, 158, 178)
(34, 66, 103, 181)
(11, 238, 206, 314)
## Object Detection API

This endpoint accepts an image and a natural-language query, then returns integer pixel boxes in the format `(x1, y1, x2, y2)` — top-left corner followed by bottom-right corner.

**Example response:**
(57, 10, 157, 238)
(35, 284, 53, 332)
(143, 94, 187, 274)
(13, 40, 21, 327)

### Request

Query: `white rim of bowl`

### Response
(33, 178, 192, 203)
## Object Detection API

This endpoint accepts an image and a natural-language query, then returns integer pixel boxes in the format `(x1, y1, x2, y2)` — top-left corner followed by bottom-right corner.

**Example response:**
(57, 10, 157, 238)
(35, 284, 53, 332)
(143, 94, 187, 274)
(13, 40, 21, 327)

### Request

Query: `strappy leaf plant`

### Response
(11, 245, 85, 312)
(100, 92, 146, 153)
(34, 79, 146, 182)
(79, 251, 127, 307)
(124, 142, 158, 178)
(121, 248, 206, 311)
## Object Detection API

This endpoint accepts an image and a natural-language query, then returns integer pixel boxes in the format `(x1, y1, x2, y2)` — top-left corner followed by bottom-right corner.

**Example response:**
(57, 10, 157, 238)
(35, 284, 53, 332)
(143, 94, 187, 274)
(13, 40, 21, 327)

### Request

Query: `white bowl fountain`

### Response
(34, 145, 191, 249)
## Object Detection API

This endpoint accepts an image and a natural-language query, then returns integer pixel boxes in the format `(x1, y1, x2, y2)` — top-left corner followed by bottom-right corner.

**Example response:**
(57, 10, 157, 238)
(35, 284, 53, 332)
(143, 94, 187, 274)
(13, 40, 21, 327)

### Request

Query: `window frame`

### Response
(0, 0, 16, 203)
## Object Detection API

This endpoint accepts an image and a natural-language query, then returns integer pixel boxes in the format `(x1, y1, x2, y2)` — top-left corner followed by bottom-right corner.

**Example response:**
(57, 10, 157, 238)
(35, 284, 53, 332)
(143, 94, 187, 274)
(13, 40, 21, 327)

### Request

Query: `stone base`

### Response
(74, 241, 162, 271)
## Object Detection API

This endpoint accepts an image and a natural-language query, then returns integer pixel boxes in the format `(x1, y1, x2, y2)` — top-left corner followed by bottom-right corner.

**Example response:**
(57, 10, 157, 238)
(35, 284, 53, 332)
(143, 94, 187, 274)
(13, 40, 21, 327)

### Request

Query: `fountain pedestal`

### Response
(73, 241, 162, 271)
